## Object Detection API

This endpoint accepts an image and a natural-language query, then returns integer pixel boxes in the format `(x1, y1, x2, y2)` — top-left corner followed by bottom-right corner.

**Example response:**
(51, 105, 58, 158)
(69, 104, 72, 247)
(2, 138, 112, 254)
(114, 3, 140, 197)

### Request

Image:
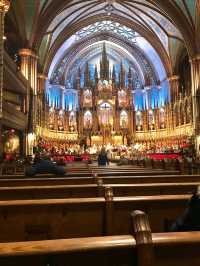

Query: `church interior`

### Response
(0, 0, 200, 265)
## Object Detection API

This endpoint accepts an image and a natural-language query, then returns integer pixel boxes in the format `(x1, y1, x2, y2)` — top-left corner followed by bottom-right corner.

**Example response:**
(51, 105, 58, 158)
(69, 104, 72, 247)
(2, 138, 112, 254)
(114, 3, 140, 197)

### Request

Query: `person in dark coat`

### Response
(97, 148, 109, 166)
(25, 153, 65, 177)
(170, 189, 200, 231)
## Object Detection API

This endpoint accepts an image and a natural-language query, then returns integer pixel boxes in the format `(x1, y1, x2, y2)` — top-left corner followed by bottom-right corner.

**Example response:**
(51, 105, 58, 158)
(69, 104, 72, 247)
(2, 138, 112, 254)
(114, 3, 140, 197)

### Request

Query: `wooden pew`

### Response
(0, 211, 200, 266)
(0, 174, 199, 187)
(0, 182, 198, 200)
(152, 232, 200, 266)
(0, 236, 137, 266)
(0, 169, 179, 178)
(0, 193, 190, 242)
(131, 210, 200, 266)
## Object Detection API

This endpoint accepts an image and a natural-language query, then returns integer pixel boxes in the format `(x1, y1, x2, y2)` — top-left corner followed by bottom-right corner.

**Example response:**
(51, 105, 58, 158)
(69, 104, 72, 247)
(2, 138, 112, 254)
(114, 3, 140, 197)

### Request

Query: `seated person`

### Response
(117, 155, 129, 166)
(25, 153, 65, 177)
(98, 148, 109, 166)
(170, 188, 200, 231)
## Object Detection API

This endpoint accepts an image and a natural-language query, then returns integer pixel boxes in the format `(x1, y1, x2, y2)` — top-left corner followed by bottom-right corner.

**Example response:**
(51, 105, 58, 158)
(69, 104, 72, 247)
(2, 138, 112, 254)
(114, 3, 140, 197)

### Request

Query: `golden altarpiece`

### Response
(42, 44, 134, 146)
(37, 44, 193, 150)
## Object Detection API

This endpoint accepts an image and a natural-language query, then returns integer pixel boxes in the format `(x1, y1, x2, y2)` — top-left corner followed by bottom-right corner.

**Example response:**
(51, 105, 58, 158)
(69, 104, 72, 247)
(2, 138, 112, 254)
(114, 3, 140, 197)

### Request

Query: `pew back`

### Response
(0, 174, 199, 187)
(0, 182, 198, 200)
(0, 195, 190, 242)
(0, 232, 200, 266)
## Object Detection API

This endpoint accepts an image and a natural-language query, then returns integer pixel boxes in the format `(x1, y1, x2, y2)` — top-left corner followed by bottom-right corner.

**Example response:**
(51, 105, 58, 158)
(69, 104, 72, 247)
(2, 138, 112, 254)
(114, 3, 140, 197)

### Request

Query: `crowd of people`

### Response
(0, 136, 198, 173)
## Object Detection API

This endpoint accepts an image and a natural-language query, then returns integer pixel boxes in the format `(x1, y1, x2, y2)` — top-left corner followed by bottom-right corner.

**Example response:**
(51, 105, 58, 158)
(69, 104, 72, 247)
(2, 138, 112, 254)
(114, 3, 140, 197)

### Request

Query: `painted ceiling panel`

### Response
(24, 0, 36, 40)
(39, 33, 52, 67)
(9, 0, 27, 42)
(129, 0, 158, 9)
(49, 9, 105, 48)
(135, 11, 169, 53)
(127, 2, 182, 38)
(168, 37, 184, 70)
(47, 1, 99, 32)
(6, 0, 196, 79)
(41, 0, 54, 13)
(39, 0, 48, 12)
(175, 0, 191, 22)
(186, 0, 196, 20)
(146, 9, 182, 38)
(45, 0, 183, 56)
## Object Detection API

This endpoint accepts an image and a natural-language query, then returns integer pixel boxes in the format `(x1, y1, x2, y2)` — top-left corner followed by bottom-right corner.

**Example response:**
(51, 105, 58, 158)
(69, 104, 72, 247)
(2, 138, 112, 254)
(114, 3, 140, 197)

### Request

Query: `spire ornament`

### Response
(100, 43, 109, 80)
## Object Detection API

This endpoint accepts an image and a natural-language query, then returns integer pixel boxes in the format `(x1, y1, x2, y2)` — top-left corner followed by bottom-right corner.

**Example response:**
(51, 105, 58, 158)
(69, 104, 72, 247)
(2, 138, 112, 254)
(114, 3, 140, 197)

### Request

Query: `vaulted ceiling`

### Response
(5, 0, 200, 76)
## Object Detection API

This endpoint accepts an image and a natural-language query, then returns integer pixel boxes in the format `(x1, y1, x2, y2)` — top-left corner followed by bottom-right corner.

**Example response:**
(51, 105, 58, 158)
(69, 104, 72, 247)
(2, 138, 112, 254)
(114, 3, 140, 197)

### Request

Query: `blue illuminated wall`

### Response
(133, 81, 170, 111)
(46, 85, 61, 108)
(46, 85, 78, 111)
(47, 42, 170, 112)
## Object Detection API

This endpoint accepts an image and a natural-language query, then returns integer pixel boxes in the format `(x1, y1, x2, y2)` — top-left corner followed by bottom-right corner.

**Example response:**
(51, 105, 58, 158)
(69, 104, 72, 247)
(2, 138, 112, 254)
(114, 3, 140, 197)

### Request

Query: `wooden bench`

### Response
(0, 193, 190, 242)
(4, 169, 179, 178)
(0, 210, 199, 266)
(0, 174, 199, 187)
(0, 182, 198, 200)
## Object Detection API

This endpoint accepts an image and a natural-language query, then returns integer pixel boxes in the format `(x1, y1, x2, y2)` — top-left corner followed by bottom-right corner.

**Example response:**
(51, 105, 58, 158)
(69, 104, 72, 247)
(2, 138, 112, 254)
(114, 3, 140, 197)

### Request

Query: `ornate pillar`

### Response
(169, 103, 174, 130)
(168, 75, 179, 103)
(128, 109, 134, 136)
(190, 55, 200, 134)
(0, 0, 9, 157)
(127, 83, 133, 135)
(143, 110, 148, 132)
(0, 0, 9, 118)
(18, 49, 38, 155)
(19, 49, 37, 94)
(37, 74, 47, 128)
(19, 49, 38, 126)
(154, 108, 159, 130)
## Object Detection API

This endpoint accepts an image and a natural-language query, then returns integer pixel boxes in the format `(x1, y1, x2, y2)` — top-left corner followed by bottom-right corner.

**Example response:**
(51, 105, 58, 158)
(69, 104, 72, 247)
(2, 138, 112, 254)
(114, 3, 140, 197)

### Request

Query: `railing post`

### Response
(97, 177, 104, 197)
(104, 186, 114, 235)
(93, 172, 98, 181)
(131, 210, 154, 266)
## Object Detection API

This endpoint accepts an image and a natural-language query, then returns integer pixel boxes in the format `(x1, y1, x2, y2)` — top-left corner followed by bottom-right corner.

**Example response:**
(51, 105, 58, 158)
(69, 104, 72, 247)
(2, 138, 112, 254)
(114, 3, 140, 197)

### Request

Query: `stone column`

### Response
(0, 0, 9, 118)
(37, 74, 47, 128)
(129, 109, 134, 135)
(190, 55, 200, 134)
(168, 75, 179, 103)
(154, 108, 159, 130)
(0, 0, 9, 157)
(18, 49, 38, 155)
(143, 110, 148, 132)
(19, 49, 38, 128)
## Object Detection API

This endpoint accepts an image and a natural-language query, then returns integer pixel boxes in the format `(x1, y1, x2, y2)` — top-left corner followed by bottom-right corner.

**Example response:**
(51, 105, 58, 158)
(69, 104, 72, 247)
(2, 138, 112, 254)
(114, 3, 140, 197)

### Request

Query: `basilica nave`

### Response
(0, 1, 200, 265)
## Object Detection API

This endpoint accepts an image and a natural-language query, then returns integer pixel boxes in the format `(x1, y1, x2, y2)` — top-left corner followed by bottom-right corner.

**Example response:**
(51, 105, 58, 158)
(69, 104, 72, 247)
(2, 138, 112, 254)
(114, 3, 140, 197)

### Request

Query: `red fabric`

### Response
(5, 153, 14, 161)
(146, 153, 181, 160)
(81, 155, 89, 161)
(65, 155, 75, 162)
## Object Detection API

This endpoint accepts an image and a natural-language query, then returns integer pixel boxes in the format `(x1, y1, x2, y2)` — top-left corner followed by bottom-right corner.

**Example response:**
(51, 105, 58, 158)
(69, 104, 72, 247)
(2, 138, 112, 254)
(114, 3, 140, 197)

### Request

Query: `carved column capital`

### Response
(38, 73, 48, 80)
(190, 54, 200, 63)
(19, 48, 38, 59)
(167, 75, 179, 81)
(0, 0, 10, 12)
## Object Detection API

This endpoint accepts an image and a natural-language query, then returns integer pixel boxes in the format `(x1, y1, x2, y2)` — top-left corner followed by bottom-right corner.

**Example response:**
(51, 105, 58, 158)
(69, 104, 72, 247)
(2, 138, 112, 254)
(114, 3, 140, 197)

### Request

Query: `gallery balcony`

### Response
(2, 101, 27, 130)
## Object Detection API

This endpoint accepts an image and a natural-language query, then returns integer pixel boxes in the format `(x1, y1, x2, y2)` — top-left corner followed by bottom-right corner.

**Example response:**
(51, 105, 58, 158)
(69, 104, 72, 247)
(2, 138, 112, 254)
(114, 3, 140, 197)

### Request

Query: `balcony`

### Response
(2, 101, 27, 130)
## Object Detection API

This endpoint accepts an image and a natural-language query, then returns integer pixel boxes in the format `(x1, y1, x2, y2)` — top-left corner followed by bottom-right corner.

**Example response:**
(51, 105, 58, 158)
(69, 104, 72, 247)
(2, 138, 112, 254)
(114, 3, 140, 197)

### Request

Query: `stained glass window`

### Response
(76, 21, 138, 43)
